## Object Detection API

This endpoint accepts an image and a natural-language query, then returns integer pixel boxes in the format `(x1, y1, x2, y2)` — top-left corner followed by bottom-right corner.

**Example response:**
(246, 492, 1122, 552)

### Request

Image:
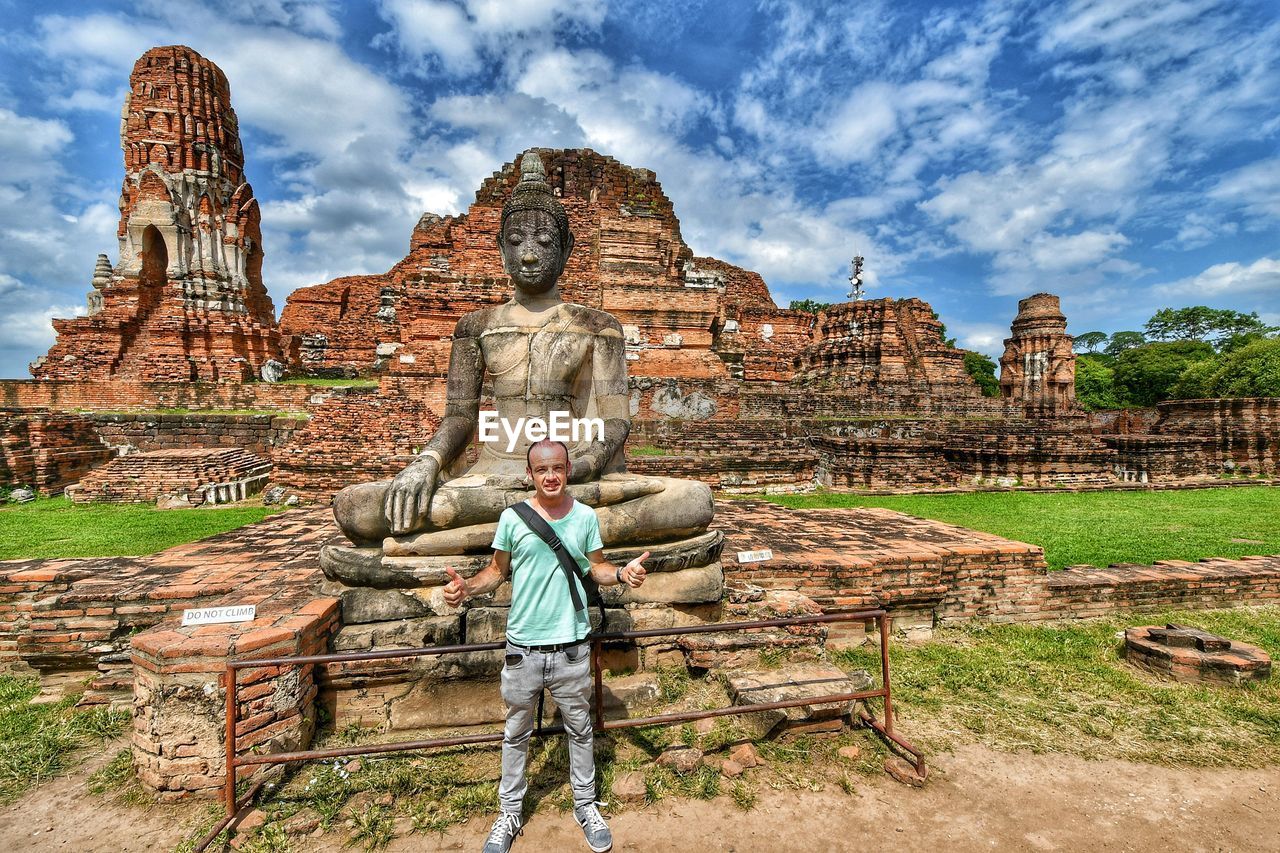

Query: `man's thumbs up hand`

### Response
(443, 566, 468, 607)
(622, 551, 649, 588)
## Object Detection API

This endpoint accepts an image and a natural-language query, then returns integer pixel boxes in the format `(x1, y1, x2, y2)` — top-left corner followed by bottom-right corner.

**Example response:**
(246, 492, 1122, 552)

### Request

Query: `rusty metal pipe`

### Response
(859, 711, 927, 779)
(226, 610, 886, 671)
(223, 668, 237, 817)
(233, 688, 888, 769)
(229, 639, 506, 669)
(594, 610, 882, 642)
(213, 604, 921, 841)
(878, 611, 895, 734)
(601, 689, 882, 731)
(194, 780, 263, 853)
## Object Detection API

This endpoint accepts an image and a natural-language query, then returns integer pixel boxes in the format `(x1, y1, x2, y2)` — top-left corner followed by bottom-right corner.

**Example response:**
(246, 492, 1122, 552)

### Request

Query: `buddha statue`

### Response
(326, 152, 716, 575)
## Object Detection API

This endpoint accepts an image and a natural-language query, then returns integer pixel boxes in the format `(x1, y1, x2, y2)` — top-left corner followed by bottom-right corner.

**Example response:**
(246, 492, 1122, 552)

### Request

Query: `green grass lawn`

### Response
(0, 497, 282, 561)
(834, 605, 1280, 767)
(276, 377, 379, 387)
(79, 407, 309, 418)
(758, 487, 1280, 569)
(0, 676, 128, 805)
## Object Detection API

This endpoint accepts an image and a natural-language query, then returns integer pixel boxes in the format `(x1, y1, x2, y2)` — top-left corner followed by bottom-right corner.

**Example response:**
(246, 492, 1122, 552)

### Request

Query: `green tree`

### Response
(1104, 331, 1147, 356)
(1113, 341, 1215, 406)
(788, 298, 832, 313)
(1073, 331, 1108, 353)
(928, 309, 958, 347)
(1144, 306, 1277, 348)
(1074, 353, 1122, 410)
(962, 350, 1000, 397)
(1168, 357, 1221, 400)
(1204, 338, 1280, 397)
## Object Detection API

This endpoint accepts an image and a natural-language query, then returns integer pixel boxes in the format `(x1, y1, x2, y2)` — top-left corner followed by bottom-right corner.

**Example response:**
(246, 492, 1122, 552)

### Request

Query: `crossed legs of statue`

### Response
(333, 474, 713, 551)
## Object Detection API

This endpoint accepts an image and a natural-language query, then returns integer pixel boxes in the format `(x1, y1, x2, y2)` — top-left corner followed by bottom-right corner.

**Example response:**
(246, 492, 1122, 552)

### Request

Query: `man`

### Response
(442, 438, 649, 853)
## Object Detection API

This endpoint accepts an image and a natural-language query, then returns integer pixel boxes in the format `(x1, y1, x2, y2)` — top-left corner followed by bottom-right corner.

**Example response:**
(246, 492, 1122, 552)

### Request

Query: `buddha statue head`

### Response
(498, 152, 574, 294)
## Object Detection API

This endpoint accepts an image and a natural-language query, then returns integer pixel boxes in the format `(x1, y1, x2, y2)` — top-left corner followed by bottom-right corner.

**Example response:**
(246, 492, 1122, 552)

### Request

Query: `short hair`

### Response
(526, 439, 570, 468)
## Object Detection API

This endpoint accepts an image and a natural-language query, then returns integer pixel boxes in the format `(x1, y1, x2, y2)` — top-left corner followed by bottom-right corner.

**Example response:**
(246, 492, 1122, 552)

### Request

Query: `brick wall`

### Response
(90, 412, 304, 458)
(269, 388, 441, 502)
(72, 448, 270, 504)
(0, 379, 324, 412)
(0, 409, 112, 491)
(1153, 398, 1280, 475)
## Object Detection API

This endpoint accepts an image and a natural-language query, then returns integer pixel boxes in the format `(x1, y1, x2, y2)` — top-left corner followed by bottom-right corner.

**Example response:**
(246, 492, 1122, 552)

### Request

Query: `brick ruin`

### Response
(31, 46, 281, 383)
(1000, 293, 1076, 417)
(70, 447, 271, 505)
(3, 503, 1279, 797)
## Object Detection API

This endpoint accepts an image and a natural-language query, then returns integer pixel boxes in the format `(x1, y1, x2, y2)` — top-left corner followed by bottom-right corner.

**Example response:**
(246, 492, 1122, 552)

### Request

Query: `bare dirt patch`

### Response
(3, 743, 1276, 852)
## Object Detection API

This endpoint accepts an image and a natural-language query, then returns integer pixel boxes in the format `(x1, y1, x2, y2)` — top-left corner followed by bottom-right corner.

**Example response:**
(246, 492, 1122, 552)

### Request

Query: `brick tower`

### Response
(999, 293, 1076, 416)
(31, 45, 281, 382)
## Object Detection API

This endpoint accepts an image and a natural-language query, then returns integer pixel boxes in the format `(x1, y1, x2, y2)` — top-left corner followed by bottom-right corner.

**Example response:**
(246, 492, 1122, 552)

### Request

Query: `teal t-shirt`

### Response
(492, 499, 603, 646)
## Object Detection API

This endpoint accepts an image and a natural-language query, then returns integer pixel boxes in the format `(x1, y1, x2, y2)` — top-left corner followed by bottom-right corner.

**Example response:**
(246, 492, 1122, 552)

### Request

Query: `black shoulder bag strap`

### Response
(510, 501, 588, 615)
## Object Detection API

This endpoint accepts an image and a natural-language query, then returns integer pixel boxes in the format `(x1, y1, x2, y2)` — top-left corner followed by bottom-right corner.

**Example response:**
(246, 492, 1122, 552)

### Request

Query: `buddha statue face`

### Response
(498, 208, 573, 295)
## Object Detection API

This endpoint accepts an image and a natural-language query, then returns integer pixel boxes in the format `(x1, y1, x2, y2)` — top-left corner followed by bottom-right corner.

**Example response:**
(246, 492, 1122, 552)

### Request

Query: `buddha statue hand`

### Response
(384, 454, 441, 534)
(568, 447, 604, 484)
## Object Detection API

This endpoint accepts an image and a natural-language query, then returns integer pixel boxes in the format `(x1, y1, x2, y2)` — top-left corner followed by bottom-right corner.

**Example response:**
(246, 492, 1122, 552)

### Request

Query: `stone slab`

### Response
(724, 665, 873, 739)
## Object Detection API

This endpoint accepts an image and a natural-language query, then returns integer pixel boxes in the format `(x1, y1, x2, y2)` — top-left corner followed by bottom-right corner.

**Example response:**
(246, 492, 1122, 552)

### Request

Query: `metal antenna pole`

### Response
(848, 254, 865, 301)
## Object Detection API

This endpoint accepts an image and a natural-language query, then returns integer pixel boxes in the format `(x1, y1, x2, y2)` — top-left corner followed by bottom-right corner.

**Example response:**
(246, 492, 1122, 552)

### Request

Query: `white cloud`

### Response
(0, 108, 73, 186)
(949, 320, 1008, 358)
(375, 0, 606, 76)
(1163, 212, 1238, 250)
(0, 296, 86, 351)
(919, 0, 1280, 296)
(812, 83, 901, 165)
(1027, 230, 1129, 271)
(1155, 256, 1280, 298)
(1038, 0, 1223, 55)
(376, 0, 481, 74)
(1209, 158, 1280, 223)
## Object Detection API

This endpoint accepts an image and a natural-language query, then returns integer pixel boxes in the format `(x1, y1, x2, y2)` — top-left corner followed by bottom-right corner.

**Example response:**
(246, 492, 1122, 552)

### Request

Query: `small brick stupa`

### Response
(31, 45, 281, 382)
(999, 293, 1076, 416)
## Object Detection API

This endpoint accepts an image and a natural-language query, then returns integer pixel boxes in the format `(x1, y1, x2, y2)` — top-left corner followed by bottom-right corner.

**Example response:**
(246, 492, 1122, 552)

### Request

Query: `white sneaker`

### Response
(574, 802, 613, 852)
(482, 812, 522, 853)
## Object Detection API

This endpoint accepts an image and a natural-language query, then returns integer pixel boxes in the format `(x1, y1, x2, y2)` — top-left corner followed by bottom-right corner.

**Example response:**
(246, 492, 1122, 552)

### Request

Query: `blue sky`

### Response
(1, 0, 1278, 378)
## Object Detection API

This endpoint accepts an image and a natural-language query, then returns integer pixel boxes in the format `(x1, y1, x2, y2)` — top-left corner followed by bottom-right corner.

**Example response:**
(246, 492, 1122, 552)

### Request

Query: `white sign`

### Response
(181, 605, 257, 627)
(737, 549, 773, 564)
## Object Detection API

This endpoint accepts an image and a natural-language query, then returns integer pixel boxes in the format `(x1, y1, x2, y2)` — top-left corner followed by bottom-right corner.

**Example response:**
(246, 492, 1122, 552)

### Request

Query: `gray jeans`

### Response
(499, 640, 596, 816)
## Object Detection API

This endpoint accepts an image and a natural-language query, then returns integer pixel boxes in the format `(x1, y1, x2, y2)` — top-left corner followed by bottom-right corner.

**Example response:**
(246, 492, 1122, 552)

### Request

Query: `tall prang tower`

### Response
(999, 293, 1076, 416)
(31, 45, 281, 382)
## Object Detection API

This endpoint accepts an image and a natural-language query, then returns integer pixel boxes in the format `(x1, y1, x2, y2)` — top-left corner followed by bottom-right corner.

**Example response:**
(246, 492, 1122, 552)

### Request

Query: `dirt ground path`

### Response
(4, 743, 1277, 852)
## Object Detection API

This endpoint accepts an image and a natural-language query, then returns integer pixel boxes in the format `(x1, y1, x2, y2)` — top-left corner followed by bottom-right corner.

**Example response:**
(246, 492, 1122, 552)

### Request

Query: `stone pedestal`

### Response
(311, 529, 862, 731)
(129, 599, 338, 800)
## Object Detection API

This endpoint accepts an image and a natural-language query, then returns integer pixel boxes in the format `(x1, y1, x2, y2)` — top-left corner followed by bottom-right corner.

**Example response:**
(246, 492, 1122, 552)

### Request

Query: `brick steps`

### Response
(71, 447, 271, 504)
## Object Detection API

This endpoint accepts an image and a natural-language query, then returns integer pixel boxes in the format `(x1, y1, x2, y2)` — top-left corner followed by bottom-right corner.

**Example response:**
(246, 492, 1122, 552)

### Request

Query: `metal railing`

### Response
(196, 608, 923, 851)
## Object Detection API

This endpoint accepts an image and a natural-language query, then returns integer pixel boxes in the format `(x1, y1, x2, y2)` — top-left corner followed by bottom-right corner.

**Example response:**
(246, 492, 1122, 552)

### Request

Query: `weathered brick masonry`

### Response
(1, 409, 112, 492)
(32, 46, 283, 382)
(71, 447, 271, 504)
(1, 379, 319, 412)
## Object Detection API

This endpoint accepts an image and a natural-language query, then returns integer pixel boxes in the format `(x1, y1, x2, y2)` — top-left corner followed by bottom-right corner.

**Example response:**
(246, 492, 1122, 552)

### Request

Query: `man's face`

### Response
(527, 443, 570, 501)
(499, 208, 568, 294)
